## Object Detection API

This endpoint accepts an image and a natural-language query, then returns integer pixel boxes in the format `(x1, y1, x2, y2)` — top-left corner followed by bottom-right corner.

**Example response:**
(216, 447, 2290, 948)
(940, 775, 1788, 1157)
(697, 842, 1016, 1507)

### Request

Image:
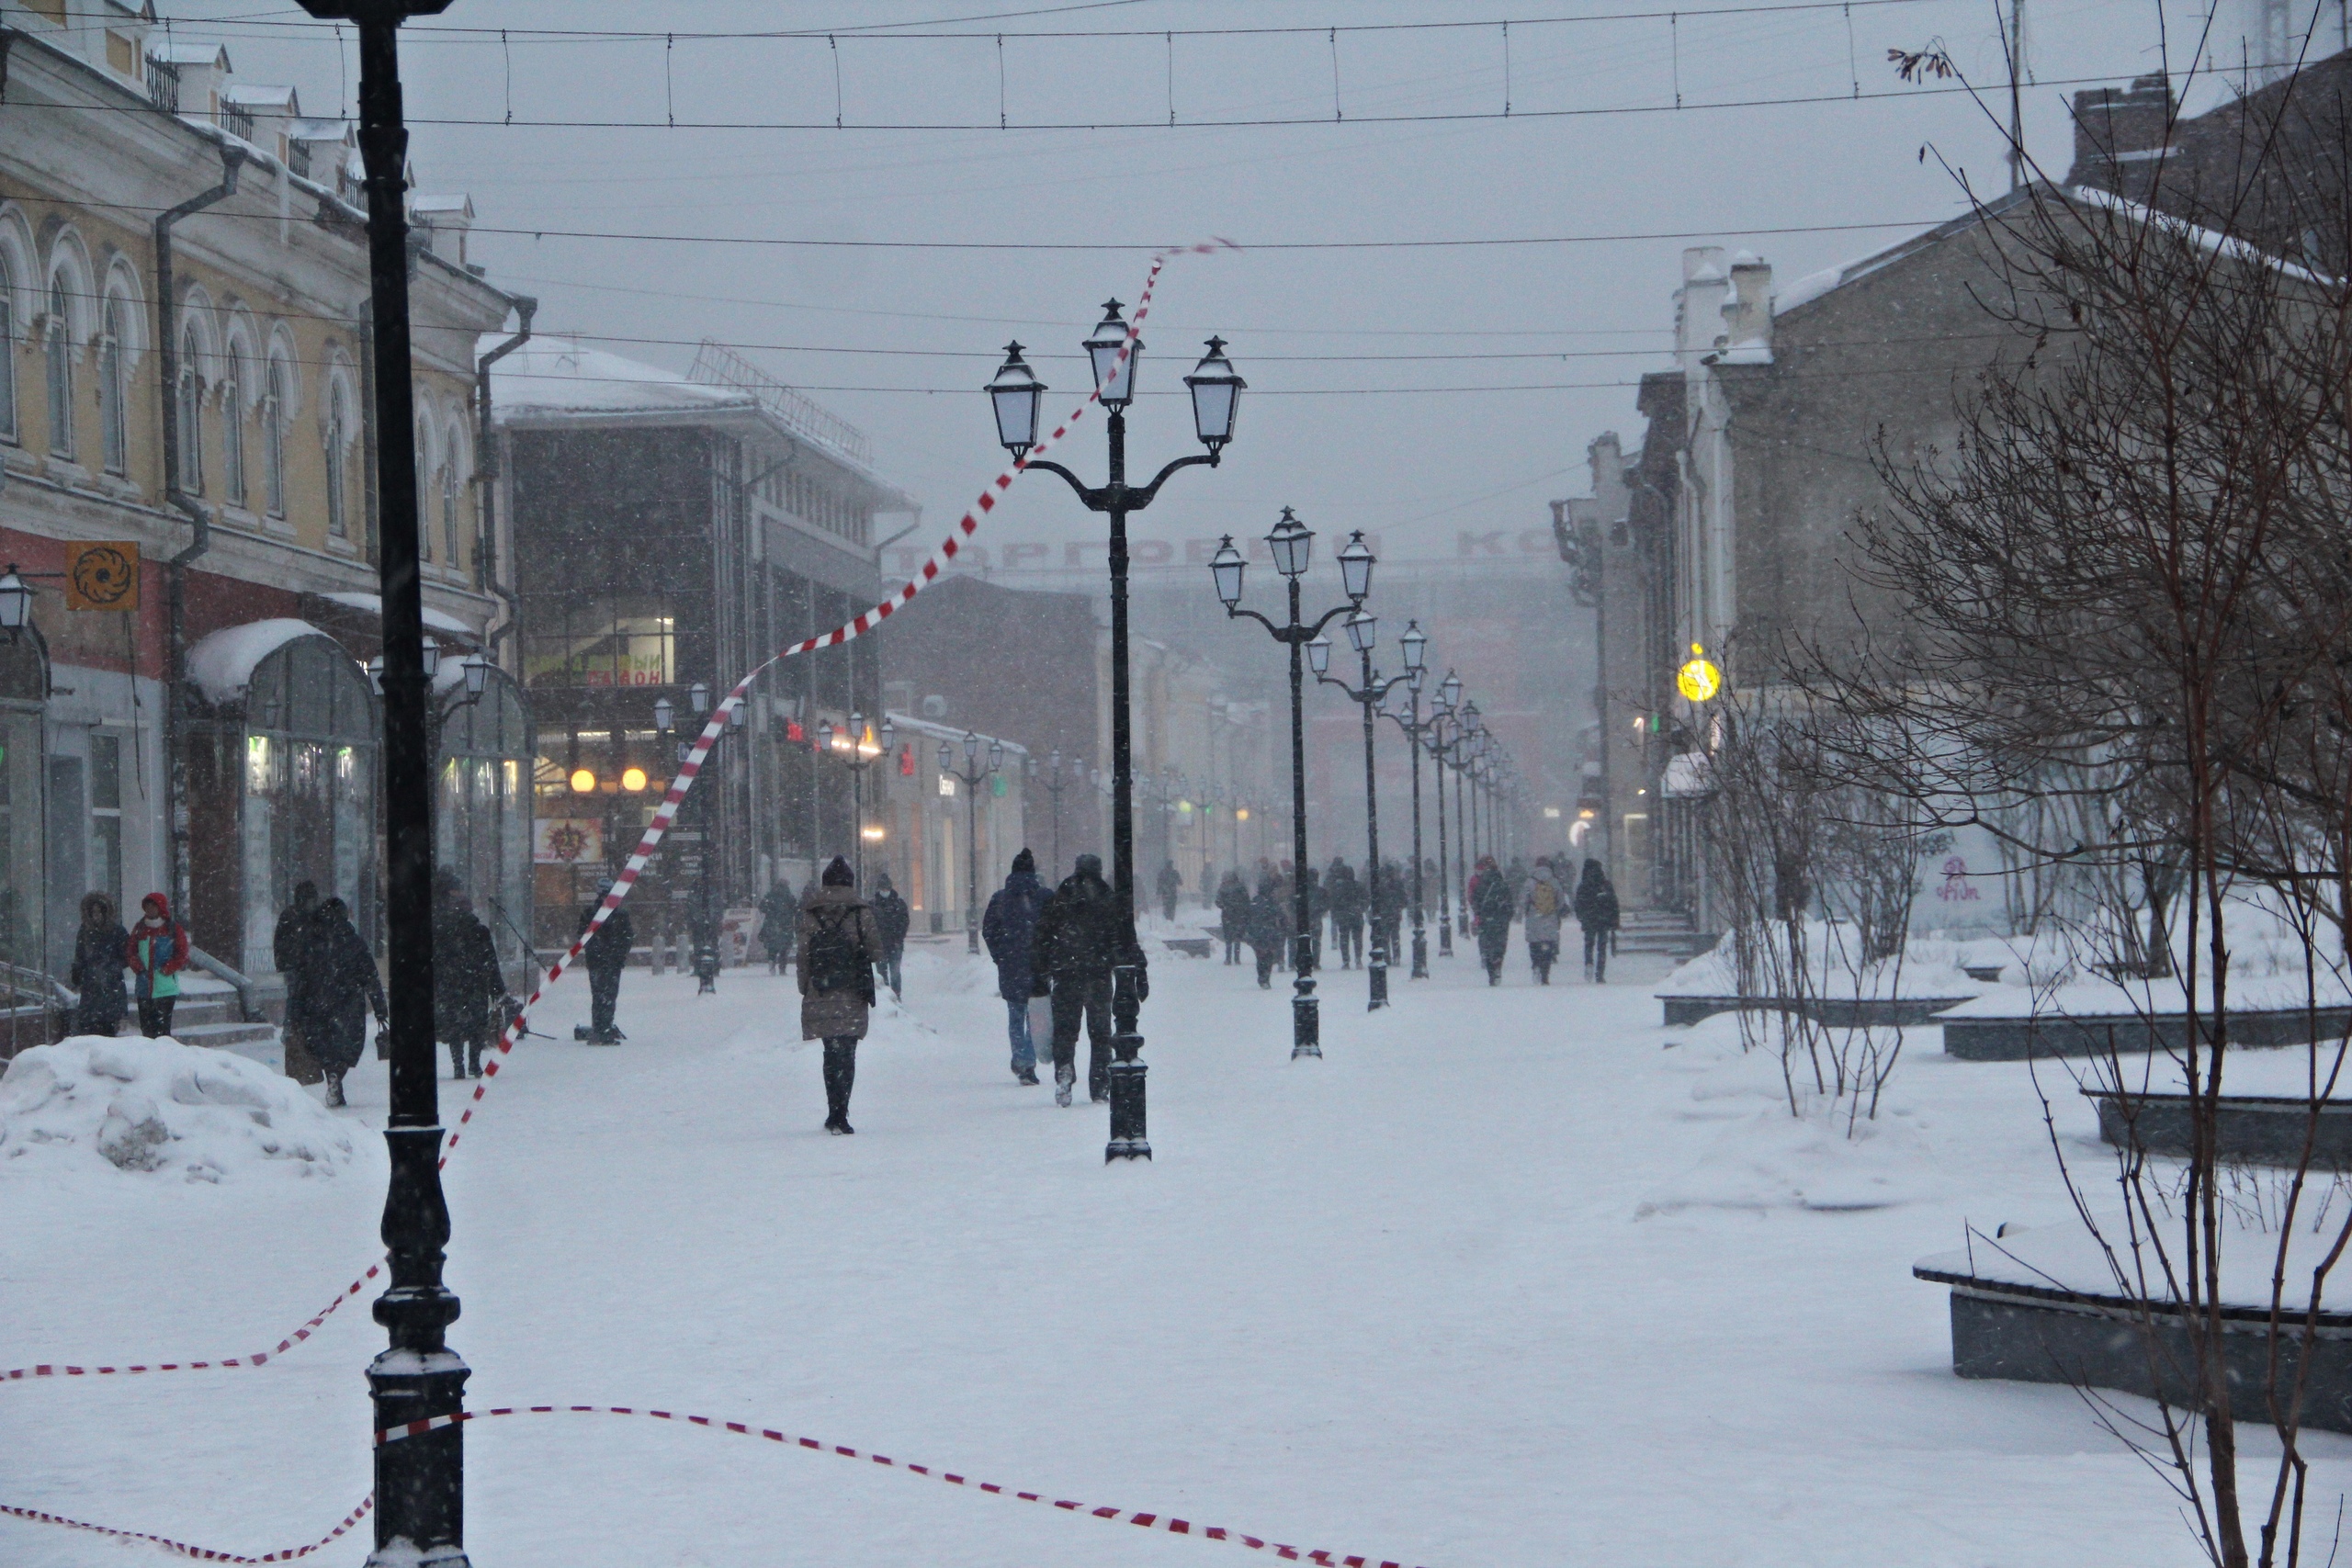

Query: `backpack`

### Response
(803, 906, 865, 995)
(1529, 879, 1558, 918)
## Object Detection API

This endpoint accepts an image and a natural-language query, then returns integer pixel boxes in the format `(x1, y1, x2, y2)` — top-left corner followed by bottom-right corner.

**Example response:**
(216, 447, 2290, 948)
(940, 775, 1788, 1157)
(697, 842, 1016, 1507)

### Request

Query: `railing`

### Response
(288, 139, 311, 179)
(688, 340, 875, 468)
(221, 103, 256, 142)
(186, 945, 261, 1023)
(146, 56, 180, 113)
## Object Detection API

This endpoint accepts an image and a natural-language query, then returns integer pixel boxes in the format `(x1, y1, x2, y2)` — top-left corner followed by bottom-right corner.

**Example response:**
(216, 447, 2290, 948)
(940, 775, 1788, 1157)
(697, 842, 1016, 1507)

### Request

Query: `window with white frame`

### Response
(45, 274, 73, 457)
(99, 297, 129, 476)
(221, 347, 246, 503)
(0, 258, 17, 444)
(442, 441, 460, 566)
(415, 431, 434, 560)
(176, 321, 203, 493)
(325, 379, 349, 538)
(263, 357, 286, 517)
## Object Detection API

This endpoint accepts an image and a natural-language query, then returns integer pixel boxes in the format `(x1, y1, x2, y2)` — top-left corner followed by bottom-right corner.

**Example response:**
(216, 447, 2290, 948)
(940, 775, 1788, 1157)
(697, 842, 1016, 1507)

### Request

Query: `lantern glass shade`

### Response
(728, 704, 744, 728)
(690, 681, 711, 713)
(1183, 336, 1244, 452)
(937, 740, 953, 772)
(1464, 700, 1482, 733)
(881, 716, 895, 752)
(1345, 609, 1376, 655)
(419, 640, 442, 679)
(1209, 535, 1246, 607)
(0, 565, 30, 633)
(1400, 619, 1427, 671)
(1049, 748, 1061, 773)
(989, 741, 1004, 773)
(1266, 507, 1312, 580)
(1306, 633, 1332, 676)
(963, 730, 980, 763)
(987, 342, 1045, 456)
(652, 696, 675, 733)
(462, 650, 491, 697)
(1084, 299, 1139, 408)
(1441, 671, 1463, 709)
(1408, 662, 1427, 693)
(1337, 530, 1375, 603)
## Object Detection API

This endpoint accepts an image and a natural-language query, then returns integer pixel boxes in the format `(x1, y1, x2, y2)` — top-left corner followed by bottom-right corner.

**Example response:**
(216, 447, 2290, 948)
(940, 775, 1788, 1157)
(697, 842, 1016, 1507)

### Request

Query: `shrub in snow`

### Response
(0, 1035, 361, 1183)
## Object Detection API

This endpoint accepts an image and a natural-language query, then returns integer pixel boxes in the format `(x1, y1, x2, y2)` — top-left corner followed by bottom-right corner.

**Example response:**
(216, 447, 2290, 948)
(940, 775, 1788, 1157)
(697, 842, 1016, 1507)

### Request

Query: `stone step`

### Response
(175, 1020, 279, 1049)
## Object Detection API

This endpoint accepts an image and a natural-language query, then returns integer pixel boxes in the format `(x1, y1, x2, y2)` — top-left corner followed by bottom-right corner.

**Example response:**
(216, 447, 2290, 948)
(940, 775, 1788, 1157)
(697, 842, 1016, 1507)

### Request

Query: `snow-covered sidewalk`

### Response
(5, 940, 2345, 1565)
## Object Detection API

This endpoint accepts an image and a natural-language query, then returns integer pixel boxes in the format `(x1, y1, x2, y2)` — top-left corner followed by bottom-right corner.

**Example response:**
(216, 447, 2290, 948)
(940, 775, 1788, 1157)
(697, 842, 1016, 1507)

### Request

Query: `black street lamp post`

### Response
(985, 321, 1240, 1161)
(1210, 511, 1371, 1057)
(939, 733, 1001, 954)
(1309, 587, 1417, 1010)
(832, 712, 893, 891)
(289, 4, 465, 1563)
(1035, 749, 1075, 878)
(1376, 629, 1433, 979)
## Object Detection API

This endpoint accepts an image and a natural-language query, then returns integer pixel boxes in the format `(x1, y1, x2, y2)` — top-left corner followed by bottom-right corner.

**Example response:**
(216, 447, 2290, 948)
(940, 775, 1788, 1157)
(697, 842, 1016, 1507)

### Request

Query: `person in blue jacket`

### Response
(980, 848, 1051, 1085)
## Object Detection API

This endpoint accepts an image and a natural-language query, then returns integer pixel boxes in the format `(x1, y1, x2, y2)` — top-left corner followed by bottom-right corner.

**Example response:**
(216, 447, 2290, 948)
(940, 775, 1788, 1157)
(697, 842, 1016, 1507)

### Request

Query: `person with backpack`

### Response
(870, 873, 911, 1001)
(982, 849, 1050, 1084)
(1521, 857, 1566, 985)
(578, 877, 636, 1043)
(1573, 859, 1622, 982)
(1029, 852, 1146, 1106)
(798, 857, 882, 1134)
(124, 893, 190, 1038)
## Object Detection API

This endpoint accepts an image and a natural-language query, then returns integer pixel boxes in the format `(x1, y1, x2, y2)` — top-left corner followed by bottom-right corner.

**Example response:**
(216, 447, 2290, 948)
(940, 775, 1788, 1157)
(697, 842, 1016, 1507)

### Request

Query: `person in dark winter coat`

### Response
(1521, 858, 1566, 985)
(1155, 861, 1183, 923)
(578, 878, 635, 1043)
(1297, 863, 1325, 971)
(1029, 852, 1147, 1106)
(1215, 870, 1250, 965)
(869, 874, 911, 1001)
(1468, 855, 1515, 986)
(1245, 875, 1287, 988)
(273, 881, 322, 1083)
(1325, 860, 1365, 969)
(124, 893, 189, 1039)
(757, 881, 797, 974)
(1573, 859, 1622, 982)
(1372, 859, 1407, 966)
(70, 893, 130, 1038)
(434, 880, 506, 1079)
(981, 849, 1051, 1084)
(798, 857, 883, 1134)
(297, 897, 386, 1108)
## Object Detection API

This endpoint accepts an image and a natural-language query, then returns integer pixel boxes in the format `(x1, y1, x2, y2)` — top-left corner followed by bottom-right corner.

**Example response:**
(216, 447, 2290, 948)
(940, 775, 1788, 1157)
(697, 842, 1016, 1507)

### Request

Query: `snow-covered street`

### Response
(7, 942, 2345, 1567)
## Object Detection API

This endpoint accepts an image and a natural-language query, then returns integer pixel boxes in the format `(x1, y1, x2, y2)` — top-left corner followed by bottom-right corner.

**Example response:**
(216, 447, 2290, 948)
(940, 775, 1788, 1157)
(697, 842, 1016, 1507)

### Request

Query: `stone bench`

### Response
(1942, 1004, 2352, 1062)
(1163, 936, 1216, 959)
(2087, 1088, 2352, 1169)
(1659, 994, 1968, 1028)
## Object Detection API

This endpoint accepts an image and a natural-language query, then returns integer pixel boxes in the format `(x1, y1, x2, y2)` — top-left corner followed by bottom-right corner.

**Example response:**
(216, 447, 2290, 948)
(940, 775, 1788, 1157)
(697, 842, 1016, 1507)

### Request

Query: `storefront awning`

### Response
(1661, 750, 1714, 799)
(187, 619, 337, 706)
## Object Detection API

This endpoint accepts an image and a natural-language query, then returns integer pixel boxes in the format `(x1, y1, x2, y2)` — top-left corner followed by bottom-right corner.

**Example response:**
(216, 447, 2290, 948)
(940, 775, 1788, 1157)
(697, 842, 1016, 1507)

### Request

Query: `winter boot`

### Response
(325, 1073, 347, 1109)
(1055, 1067, 1074, 1108)
(469, 1041, 485, 1078)
(449, 1044, 466, 1080)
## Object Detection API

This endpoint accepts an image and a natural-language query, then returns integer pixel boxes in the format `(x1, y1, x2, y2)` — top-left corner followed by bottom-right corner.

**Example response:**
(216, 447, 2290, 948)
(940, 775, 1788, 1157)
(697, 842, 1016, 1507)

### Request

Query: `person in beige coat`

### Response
(797, 856, 883, 1134)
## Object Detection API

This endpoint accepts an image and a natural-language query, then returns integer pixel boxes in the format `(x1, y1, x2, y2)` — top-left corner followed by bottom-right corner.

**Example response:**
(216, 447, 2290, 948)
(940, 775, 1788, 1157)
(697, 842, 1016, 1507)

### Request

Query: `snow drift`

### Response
(0, 1035, 362, 1183)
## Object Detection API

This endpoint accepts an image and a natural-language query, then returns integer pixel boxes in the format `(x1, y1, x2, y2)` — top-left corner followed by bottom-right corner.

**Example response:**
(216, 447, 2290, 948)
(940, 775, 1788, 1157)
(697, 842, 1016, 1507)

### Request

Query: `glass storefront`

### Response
(0, 634, 49, 1054)
(239, 636, 378, 976)
(435, 670, 535, 976)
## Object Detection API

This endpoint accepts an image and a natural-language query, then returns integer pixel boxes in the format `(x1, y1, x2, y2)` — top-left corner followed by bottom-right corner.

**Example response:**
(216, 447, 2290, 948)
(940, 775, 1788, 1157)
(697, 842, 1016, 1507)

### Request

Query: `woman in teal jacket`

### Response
(124, 893, 189, 1038)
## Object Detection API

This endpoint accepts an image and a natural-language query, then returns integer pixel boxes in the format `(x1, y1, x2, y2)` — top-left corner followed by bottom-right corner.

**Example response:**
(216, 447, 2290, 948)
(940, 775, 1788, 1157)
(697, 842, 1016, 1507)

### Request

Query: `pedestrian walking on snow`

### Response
(870, 874, 910, 1000)
(434, 875, 505, 1079)
(1468, 856, 1514, 986)
(1245, 874, 1287, 988)
(1521, 859, 1566, 985)
(1373, 859, 1407, 966)
(70, 893, 130, 1039)
(798, 857, 882, 1134)
(982, 849, 1050, 1084)
(1326, 860, 1365, 969)
(758, 880, 797, 975)
(1573, 859, 1621, 983)
(298, 897, 386, 1108)
(1155, 860, 1183, 923)
(274, 882, 323, 1082)
(1215, 869, 1250, 965)
(124, 893, 189, 1039)
(578, 879, 635, 1043)
(1030, 852, 1147, 1106)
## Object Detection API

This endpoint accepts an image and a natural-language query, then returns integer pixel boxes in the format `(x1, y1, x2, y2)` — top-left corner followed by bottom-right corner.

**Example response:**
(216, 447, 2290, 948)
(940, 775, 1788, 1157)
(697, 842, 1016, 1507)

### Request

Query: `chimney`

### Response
(2066, 73, 2175, 196)
(1717, 251, 1773, 365)
(1677, 246, 1729, 366)
(408, 193, 476, 267)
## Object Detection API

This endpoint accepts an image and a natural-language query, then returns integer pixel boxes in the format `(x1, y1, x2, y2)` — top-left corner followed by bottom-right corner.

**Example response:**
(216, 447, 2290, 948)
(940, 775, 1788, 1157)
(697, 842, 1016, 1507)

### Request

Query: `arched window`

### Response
(442, 446, 459, 566)
(45, 275, 73, 458)
(325, 378, 349, 539)
(176, 321, 204, 494)
(262, 357, 286, 516)
(221, 347, 246, 504)
(98, 296, 129, 476)
(415, 431, 434, 561)
(0, 257, 17, 444)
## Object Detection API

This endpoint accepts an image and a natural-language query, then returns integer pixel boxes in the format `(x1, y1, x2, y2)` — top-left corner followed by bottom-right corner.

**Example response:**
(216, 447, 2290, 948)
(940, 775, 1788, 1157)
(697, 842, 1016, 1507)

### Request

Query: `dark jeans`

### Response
(1335, 920, 1362, 968)
(588, 965, 622, 1036)
(1253, 947, 1276, 987)
(1049, 975, 1113, 1100)
(1529, 941, 1558, 985)
(876, 949, 903, 999)
(137, 998, 175, 1038)
(1478, 931, 1508, 985)
(1223, 935, 1241, 964)
(1584, 927, 1611, 981)
(822, 1037, 857, 1123)
(73, 1000, 125, 1038)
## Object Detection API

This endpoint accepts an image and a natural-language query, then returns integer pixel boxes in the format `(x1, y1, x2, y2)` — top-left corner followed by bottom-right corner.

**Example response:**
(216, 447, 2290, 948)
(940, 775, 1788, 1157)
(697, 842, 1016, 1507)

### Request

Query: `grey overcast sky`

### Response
(175, 0, 2263, 570)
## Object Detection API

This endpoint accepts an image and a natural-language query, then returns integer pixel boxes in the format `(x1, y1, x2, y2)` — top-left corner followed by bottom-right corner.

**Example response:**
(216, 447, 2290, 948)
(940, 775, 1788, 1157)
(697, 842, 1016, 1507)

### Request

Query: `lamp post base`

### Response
(1292, 976, 1321, 1058)
(1410, 926, 1429, 979)
(1105, 1040, 1150, 1161)
(1438, 918, 1454, 957)
(1367, 949, 1389, 1010)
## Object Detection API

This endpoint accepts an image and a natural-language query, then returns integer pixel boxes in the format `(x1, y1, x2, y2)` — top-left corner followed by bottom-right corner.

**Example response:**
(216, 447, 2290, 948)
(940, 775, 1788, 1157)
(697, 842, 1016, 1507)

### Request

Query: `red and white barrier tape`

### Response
(0, 1493, 371, 1562)
(0, 243, 1228, 1399)
(377, 1403, 1430, 1568)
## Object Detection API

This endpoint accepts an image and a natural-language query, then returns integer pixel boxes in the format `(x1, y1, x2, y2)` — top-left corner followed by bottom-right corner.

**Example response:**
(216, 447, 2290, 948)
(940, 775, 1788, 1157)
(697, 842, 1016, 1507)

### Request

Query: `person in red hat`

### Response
(123, 892, 189, 1038)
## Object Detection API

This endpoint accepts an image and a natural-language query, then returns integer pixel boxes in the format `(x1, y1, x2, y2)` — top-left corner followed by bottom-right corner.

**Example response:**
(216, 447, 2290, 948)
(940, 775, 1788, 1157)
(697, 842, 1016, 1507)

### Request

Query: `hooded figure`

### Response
(1245, 873, 1288, 988)
(434, 876, 506, 1079)
(1215, 869, 1251, 965)
(981, 848, 1051, 1084)
(298, 897, 387, 1107)
(1155, 860, 1184, 923)
(1573, 859, 1621, 982)
(124, 893, 189, 1038)
(758, 881, 797, 974)
(578, 876, 636, 1043)
(274, 881, 323, 1082)
(1030, 852, 1147, 1106)
(798, 856, 883, 1134)
(1468, 855, 1514, 986)
(869, 873, 911, 1001)
(1325, 860, 1365, 969)
(71, 893, 130, 1038)
(1521, 858, 1566, 985)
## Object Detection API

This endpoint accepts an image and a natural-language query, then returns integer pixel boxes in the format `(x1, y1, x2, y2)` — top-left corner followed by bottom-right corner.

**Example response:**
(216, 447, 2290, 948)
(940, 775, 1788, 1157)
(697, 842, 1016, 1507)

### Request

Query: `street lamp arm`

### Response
(1221, 604, 1285, 638)
(1303, 601, 1359, 641)
(1129, 450, 1220, 510)
(1022, 458, 1110, 511)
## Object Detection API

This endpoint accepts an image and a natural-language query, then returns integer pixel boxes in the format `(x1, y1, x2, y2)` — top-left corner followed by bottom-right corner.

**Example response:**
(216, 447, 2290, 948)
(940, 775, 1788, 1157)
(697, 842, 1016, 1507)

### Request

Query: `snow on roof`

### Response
(150, 39, 229, 67)
(1772, 230, 1922, 316)
(2067, 183, 2335, 285)
(287, 117, 348, 141)
(1660, 750, 1713, 798)
(317, 592, 481, 641)
(486, 337, 756, 420)
(411, 193, 473, 219)
(883, 710, 1032, 757)
(186, 619, 333, 705)
(221, 83, 296, 110)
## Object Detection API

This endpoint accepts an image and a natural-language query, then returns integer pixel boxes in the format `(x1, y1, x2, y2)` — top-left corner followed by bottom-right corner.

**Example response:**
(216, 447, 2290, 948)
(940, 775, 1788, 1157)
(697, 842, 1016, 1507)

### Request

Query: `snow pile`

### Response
(0, 1035, 361, 1183)
(1657, 922, 1983, 999)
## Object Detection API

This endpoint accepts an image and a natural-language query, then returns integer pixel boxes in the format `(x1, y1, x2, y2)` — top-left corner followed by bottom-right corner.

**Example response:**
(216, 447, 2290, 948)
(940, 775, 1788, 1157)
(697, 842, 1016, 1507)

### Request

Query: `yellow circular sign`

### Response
(1676, 643, 1722, 704)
